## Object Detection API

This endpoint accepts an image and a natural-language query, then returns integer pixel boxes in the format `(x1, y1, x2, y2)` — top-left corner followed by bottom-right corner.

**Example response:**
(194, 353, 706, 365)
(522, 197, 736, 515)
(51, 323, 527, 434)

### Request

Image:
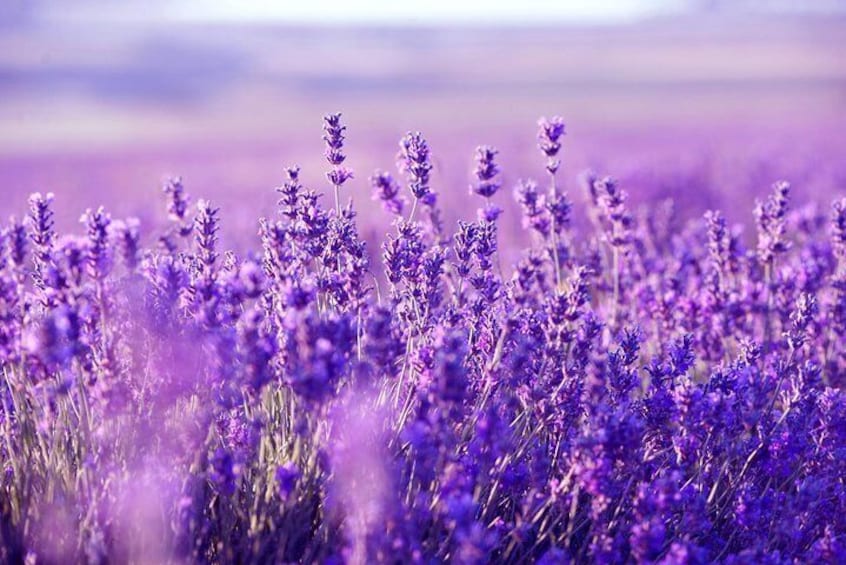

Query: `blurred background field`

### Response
(1, 1, 845, 246)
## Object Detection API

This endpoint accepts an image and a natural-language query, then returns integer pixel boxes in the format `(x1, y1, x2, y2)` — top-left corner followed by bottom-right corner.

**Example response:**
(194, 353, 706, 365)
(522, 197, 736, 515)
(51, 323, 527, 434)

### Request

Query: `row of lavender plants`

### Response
(1, 113, 845, 563)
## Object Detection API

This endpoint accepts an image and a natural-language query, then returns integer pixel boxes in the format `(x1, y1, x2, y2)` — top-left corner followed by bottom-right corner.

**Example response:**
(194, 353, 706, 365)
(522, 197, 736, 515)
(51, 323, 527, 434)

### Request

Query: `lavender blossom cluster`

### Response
(2, 113, 846, 564)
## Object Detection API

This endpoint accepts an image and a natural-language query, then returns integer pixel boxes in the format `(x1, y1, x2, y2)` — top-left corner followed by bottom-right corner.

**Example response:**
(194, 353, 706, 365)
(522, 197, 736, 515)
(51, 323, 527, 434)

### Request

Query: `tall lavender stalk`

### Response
(27, 192, 55, 294)
(537, 116, 566, 288)
(398, 131, 432, 223)
(755, 180, 790, 346)
(323, 112, 353, 215)
(595, 176, 631, 324)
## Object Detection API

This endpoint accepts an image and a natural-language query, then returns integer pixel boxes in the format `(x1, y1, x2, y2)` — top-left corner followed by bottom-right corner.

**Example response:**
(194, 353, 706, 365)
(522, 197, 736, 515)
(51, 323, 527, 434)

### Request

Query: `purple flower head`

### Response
(630, 518, 667, 562)
(453, 221, 477, 278)
(383, 220, 425, 286)
(323, 112, 347, 166)
(618, 326, 642, 366)
(471, 145, 502, 199)
(473, 220, 498, 272)
(80, 206, 113, 281)
(194, 200, 219, 270)
(209, 447, 237, 496)
(275, 463, 300, 502)
(546, 193, 572, 232)
(537, 547, 571, 565)
(282, 278, 316, 313)
(28, 192, 55, 250)
(235, 259, 264, 299)
(27, 305, 84, 368)
(477, 205, 502, 222)
(57, 235, 87, 288)
(754, 180, 791, 264)
(163, 177, 190, 225)
(324, 113, 353, 192)
(537, 116, 566, 174)
(284, 313, 354, 403)
(430, 327, 470, 405)
(398, 131, 433, 200)
(515, 179, 542, 213)
(564, 266, 592, 323)
(580, 169, 600, 207)
(364, 307, 403, 375)
(596, 176, 632, 248)
(28, 192, 56, 289)
(514, 178, 550, 237)
(327, 167, 354, 188)
(668, 333, 695, 377)
(238, 308, 276, 392)
(277, 165, 303, 220)
(832, 197, 846, 265)
(704, 209, 731, 283)
(110, 218, 141, 271)
(786, 292, 818, 349)
(370, 170, 404, 215)
(4, 216, 27, 269)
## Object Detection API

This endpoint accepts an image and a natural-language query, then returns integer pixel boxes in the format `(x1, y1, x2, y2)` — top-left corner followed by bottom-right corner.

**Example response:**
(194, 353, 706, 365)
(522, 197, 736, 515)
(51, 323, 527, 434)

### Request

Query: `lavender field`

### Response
(2, 4, 846, 564)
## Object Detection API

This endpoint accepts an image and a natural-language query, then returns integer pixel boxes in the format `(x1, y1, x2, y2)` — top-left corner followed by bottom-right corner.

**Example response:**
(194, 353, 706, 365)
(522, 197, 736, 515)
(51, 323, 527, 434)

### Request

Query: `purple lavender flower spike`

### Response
(754, 180, 791, 265)
(471, 145, 502, 199)
(28, 192, 56, 289)
(370, 170, 404, 216)
(832, 197, 846, 266)
(398, 131, 433, 202)
(324, 113, 353, 210)
(81, 206, 113, 282)
(111, 218, 141, 271)
(537, 116, 566, 175)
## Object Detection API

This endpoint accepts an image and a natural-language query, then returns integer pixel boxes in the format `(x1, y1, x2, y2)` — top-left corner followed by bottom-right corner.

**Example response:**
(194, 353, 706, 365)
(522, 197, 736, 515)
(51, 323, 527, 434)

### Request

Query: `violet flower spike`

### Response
(323, 112, 353, 214)
(471, 145, 502, 199)
(398, 131, 433, 220)
(370, 170, 404, 216)
(537, 116, 566, 176)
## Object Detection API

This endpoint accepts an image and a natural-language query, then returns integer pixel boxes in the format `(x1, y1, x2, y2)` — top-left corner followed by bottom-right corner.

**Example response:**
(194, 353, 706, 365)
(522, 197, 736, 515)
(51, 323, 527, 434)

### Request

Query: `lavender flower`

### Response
(398, 131, 433, 202)
(275, 463, 300, 502)
(514, 179, 550, 238)
(596, 176, 632, 249)
(277, 165, 303, 220)
(164, 177, 189, 223)
(470, 145, 501, 199)
(111, 218, 141, 271)
(537, 116, 566, 175)
(163, 177, 192, 237)
(323, 112, 347, 166)
(28, 192, 55, 289)
(832, 197, 846, 267)
(370, 170, 404, 216)
(3, 216, 27, 270)
(323, 112, 354, 197)
(755, 180, 791, 265)
(81, 206, 113, 281)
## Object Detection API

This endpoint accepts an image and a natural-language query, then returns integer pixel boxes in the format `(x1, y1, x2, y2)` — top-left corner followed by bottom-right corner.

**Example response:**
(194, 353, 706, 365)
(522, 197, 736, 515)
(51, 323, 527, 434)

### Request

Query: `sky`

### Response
(163, 0, 685, 24)
(3, 0, 843, 27)
(14, 0, 839, 26)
